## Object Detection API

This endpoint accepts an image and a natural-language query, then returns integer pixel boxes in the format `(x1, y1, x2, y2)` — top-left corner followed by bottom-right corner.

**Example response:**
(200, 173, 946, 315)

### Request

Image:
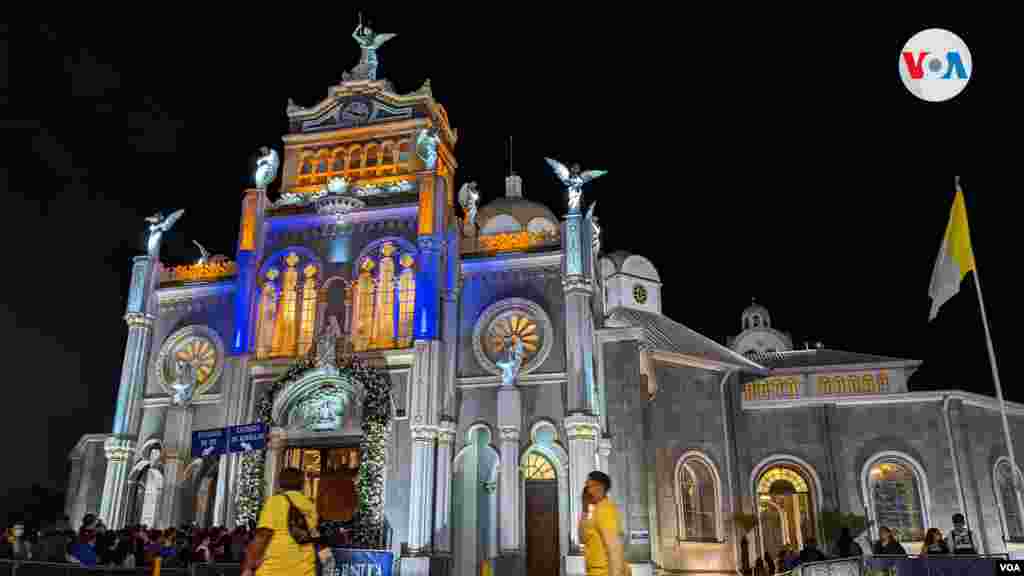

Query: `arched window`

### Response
(256, 269, 279, 359)
(864, 453, 929, 543)
(351, 241, 416, 352)
(675, 452, 721, 542)
(298, 264, 319, 355)
(331, 151, 346, 173)
(995, 458, 1024, 542)
(523, 452, 556, 481)
(259, 251, 321, 359)
(365, 143, 380, 176)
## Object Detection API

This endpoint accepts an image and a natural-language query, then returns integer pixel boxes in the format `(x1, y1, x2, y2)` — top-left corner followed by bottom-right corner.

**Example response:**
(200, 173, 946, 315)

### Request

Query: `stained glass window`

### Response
(869, 460, 925, 542)
(350, 241, 416, 352)
(523, 452, 555, 480)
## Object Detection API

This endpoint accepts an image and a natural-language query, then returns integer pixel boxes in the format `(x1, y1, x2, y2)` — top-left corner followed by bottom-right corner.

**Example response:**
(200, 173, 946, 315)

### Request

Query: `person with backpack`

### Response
(241, 467, 321, 576)
(944, 513, 978, 555)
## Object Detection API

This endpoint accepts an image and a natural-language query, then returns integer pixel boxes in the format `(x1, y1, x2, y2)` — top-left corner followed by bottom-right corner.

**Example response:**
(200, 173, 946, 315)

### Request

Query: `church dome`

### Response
(742, 300, 771, 331)
(476, 175, 559, 236)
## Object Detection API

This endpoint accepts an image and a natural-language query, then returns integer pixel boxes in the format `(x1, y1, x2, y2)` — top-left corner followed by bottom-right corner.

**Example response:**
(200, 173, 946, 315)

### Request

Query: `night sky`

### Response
(1, 19, 1014, 517)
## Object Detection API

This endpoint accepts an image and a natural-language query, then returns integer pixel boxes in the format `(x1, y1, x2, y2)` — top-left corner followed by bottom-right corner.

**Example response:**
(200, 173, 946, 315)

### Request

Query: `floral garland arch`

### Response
(233, 345, 392, 548)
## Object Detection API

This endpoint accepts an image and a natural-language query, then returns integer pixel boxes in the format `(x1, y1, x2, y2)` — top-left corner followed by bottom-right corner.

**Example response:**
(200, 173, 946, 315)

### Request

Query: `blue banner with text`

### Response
(228, 423, 268, 453)
(329, 548, 393, 576)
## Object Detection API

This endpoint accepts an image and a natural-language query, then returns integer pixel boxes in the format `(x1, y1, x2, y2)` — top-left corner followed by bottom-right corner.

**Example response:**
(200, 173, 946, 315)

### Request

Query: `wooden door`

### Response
(525, 480, 559, 576)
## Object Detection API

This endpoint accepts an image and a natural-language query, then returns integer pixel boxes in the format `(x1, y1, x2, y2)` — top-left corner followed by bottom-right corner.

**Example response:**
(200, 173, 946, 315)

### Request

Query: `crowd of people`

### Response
(754, 512, 981, 575)
(0, 513, 256, 567)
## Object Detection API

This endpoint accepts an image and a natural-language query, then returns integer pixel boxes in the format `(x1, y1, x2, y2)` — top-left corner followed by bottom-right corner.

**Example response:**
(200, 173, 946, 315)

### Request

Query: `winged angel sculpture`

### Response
(145, 210, 184, 260)
(343, 23, 397, 82)
(544, 158, 607, 214)
(253, 147, 280, 191)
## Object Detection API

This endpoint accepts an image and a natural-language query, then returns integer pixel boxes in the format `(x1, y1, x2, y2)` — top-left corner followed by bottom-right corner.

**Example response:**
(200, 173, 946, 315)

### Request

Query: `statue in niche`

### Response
(148, 447, 162, 465)
(316, 316, 343, 371)
(495, 336, 526, 386)
(170, 358, 198, 406)
(144, 210, 184, 260)
(544, 157, 608, 214)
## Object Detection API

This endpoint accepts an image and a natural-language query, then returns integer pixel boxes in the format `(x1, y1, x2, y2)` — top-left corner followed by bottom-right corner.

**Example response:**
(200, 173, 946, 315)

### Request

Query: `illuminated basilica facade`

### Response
(67, 36, 1024, 576)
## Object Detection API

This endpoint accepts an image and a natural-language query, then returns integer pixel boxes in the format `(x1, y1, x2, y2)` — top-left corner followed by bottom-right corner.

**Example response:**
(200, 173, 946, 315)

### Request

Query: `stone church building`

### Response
(67, 29, 1024, 575)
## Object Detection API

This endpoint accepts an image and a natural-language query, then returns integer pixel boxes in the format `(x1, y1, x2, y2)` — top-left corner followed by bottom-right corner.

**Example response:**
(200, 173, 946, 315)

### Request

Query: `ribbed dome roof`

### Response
(477, 197, 559, 233)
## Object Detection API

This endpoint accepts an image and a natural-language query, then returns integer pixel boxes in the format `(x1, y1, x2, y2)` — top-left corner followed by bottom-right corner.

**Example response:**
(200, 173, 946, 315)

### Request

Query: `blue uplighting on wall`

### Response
(446, 228, 458, 293)
(414, 235, 442, 340)
(232, 251, 254, 355)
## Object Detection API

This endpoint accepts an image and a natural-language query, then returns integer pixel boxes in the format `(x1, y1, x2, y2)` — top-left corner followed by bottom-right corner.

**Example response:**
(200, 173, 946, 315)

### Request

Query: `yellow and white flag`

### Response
(928, 179, 976, 321)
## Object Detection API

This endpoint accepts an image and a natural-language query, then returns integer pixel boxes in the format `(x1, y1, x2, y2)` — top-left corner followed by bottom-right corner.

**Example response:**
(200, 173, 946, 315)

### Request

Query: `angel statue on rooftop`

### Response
(343, 15, 397, 82)
(544, 158, 608, 214)
(145, 209, 184, 260)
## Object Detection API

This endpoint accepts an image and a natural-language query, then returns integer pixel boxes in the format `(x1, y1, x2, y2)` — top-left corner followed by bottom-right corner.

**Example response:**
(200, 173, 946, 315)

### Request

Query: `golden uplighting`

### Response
(160, 260, 238, 284)
(474, 231, 559, 253)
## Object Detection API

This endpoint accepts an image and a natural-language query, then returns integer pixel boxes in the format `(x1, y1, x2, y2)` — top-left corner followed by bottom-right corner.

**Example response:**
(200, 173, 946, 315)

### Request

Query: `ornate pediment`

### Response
(286, 79, 456, 146)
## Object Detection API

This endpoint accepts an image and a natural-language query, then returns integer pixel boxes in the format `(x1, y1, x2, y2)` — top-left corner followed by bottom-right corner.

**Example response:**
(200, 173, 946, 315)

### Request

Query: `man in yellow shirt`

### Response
(579, 471, 626, 576)
(242, 467, 319, 576)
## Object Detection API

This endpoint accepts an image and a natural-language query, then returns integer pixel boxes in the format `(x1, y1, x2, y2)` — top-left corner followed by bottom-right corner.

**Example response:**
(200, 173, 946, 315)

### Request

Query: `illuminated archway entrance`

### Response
(755, 464, 818, 557)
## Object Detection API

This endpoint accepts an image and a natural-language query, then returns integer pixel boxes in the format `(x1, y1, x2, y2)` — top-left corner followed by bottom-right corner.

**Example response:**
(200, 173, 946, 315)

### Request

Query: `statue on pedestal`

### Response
(459, 182, 480, 237)
(144, 210, 184, 260)
(495, 337, 526, 386)
(253, 147, 280, 191)
(544, 158, 608, 214)
(171, 358, 198, 407)
(316, 316, 343, 371)
(416, 128, 441, 170)
(342, 22, 397, 82)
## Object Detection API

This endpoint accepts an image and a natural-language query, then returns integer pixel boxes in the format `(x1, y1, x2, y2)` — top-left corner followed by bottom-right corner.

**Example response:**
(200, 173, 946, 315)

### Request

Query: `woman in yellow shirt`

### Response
(241, 467, 319, 576)
(578, 471, 626, 576)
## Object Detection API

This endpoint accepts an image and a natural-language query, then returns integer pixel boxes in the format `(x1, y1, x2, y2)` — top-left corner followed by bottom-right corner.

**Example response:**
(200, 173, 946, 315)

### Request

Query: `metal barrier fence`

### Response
(776, 554, 1011, 576)
(0, 561, 242, 576)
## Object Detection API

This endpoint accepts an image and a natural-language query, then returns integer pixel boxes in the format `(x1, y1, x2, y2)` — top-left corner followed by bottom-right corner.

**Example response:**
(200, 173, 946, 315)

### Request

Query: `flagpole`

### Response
(962, 177, 1021, 498)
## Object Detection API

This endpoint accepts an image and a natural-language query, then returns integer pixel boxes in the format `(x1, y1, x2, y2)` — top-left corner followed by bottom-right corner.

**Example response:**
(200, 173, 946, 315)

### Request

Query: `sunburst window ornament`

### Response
(175, 338, 217, 384)
(488, 313, 540, 359)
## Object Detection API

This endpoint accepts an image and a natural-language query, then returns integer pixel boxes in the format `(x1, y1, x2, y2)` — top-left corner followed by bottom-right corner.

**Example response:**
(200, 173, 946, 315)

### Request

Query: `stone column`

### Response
(433, 418, 457, 555)
(562, 212, 597, 415)
(264, 428, 287, 498)
(565, 414, 601, 552)
(498, 386, 522, 555)
(66, 454, 84, 520)
(99, 437, 135, 528)
(160, 404, 194, 528)
(597, 437, 612, 475)
(101, 255, 159, 528)
(407, 424, 438, 553)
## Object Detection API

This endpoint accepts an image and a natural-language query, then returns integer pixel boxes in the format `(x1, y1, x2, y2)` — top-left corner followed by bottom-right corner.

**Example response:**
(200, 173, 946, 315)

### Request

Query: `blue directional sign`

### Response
(191, 428, 228, 458)
(228, 423, 268, 454)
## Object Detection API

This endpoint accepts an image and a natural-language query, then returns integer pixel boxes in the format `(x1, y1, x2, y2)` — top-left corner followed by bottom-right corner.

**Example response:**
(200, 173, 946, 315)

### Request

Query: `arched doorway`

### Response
(753, 461, 819, 558)
(126, 467, 163, 528)
(452, 426, 499, 576)
(523, 451, 559, 576)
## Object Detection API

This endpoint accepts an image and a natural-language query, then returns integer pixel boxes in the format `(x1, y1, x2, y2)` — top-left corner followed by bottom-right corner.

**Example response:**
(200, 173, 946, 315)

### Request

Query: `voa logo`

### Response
(899, 28, 971, 102)
(1000, 561, 1024, 573)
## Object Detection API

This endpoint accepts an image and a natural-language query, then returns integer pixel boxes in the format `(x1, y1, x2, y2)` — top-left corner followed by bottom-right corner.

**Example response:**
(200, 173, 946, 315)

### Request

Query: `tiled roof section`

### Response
(606, 307, 768, 374)
(749, 348, 920, 370)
